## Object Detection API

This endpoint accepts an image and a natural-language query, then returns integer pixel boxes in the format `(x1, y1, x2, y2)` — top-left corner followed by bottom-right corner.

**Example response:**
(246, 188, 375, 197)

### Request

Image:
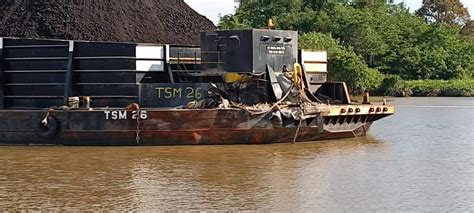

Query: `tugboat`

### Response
(0, 29, 394, 145)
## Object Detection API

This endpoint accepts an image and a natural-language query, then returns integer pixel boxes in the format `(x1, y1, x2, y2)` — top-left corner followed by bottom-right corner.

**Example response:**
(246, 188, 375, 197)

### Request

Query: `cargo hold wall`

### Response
(0, 38, 4, 109)
(0, 37, 174, 109)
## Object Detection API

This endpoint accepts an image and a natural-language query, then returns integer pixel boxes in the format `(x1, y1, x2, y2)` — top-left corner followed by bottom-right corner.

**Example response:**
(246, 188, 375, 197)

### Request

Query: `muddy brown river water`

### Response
(0, 97, 473, 211)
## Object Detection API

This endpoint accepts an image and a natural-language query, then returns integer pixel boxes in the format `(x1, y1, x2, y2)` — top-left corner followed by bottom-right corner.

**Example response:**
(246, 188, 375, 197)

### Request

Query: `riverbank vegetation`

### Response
(380, 78, 474, 97)
(219, 0, 474, 97)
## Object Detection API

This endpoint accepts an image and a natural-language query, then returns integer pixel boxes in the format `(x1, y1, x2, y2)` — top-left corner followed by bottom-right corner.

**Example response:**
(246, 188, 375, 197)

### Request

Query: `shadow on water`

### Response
(0, 137, 387, 211)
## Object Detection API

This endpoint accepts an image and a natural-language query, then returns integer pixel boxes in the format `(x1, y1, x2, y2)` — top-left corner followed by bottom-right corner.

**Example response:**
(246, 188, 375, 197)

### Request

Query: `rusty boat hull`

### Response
(0, 31, 395, 145)
(0, 105, 393, 146)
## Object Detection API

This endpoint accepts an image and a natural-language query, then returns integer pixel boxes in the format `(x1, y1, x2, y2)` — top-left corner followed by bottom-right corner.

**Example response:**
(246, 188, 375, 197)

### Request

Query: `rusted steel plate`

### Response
(0, 108, 384, 145)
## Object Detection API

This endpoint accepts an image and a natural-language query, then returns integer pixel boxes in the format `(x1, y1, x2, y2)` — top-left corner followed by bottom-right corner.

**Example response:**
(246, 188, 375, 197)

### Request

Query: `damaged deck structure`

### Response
(0, 29, 394, 145)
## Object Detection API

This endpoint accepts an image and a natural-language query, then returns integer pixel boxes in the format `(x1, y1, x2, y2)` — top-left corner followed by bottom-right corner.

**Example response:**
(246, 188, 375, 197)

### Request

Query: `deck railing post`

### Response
(164, 44, 174, 83)
(217, 51, 220, 73)
(194, 51, 197, 75)
(0, 38, 4, 109)
(63, 40, 75, 106)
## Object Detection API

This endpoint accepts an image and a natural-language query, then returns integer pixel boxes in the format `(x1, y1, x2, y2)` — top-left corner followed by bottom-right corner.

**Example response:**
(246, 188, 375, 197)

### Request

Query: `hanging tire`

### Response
(35, 116, 59, 138)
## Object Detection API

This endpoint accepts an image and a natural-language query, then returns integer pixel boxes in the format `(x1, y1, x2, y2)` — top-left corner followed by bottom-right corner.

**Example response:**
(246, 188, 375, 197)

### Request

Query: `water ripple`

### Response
(1, 97, 473, 211)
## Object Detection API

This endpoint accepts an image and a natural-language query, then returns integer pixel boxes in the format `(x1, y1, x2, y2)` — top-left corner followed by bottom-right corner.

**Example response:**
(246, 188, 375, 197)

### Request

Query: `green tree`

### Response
(219, 0, 303, 29)
(416, 0, 471, 27)
(461, 20, 474, 41)
(218, 14, 250, 30)
(220, 0, 474, 91)
(394, 23, 474, 79)
(300, 32, 383, 91)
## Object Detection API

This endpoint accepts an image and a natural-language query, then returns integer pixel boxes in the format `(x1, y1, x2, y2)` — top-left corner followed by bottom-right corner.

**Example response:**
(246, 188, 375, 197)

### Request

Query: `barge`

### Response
(0, 29, 394, 145)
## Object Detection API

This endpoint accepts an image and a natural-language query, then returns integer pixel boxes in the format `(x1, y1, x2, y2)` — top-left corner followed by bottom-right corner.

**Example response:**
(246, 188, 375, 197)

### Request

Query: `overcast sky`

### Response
(184, 0, 474, 24)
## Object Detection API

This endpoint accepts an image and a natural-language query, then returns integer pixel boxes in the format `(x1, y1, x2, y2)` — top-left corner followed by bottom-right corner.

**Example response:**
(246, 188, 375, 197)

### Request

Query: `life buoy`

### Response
(35, 116, 59, 138)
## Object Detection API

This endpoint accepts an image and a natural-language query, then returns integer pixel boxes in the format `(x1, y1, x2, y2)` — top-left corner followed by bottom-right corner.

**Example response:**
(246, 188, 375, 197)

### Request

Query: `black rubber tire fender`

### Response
(35, 116, 59, 138)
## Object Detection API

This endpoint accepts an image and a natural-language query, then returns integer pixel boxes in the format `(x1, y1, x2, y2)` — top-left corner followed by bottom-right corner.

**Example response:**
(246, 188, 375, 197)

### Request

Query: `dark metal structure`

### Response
(0, 38, 4, 109)
(2, 38, 138, 108)
(0, 29, 394, 145)
(201, 29, 298, 74)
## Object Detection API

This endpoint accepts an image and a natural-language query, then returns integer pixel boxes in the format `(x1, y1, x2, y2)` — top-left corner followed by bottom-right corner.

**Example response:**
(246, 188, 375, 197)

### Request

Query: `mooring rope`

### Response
(292, 66, 308, 144)
(41, 112, 50, 126)
(135, 108, 141, 145)
(292, 118, 303, 144)
(41, 108, 54, 126)
(130, 104, 141, 145)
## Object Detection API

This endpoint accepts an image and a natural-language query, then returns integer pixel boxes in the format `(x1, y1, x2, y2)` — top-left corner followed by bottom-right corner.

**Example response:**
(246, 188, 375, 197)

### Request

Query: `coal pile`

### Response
(0, 0, 216, 45)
